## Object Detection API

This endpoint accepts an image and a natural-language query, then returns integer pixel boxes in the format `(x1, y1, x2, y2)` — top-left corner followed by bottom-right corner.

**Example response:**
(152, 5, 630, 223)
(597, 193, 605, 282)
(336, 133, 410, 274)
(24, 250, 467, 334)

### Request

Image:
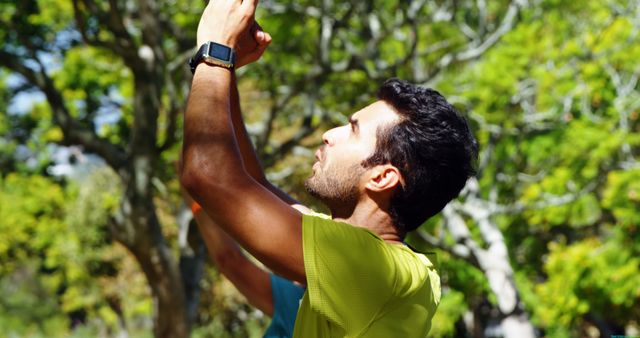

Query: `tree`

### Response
(1, 1, 204, 336)
(2, 1, 535, 336)
(2, 0, 638, 337)
(253, 1, 537, 336)
(417, 1, 640, 336)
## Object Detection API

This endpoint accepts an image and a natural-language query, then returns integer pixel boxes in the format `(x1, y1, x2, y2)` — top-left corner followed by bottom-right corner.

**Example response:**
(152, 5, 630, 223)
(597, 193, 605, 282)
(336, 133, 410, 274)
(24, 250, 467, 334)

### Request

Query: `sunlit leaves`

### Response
(429, 290, 468, 338)
(535, 236, 640, 332)
(0, 174, 66, 273)
(29, 0, 73, 33)
(0, 173, 70, 334)
(1, 0, 639, 336)
(603, 168, 640, 226)
(437, 0, 640, 335)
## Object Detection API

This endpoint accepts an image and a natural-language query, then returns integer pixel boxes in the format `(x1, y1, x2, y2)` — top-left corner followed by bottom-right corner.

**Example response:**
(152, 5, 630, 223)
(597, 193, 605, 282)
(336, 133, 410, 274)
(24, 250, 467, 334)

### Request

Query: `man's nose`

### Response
(322, 123, 349, 146)
(322, 126, 345, 146)
(322, 128, 335, 146)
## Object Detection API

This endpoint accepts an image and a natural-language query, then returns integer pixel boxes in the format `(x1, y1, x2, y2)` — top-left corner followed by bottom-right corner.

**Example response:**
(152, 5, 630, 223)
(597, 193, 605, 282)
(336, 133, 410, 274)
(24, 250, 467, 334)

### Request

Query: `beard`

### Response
(305, 161, 364, 213)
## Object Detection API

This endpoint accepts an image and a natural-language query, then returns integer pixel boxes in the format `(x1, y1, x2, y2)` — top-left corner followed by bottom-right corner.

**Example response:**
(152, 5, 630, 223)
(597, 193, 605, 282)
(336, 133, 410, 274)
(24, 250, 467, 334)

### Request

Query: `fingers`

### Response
(251, 37, 270, 61)
(252, 22, 271, 45)
(256, 30, 271, 52)
(254, 30, 272, 45)
(259, 31, 272, 46)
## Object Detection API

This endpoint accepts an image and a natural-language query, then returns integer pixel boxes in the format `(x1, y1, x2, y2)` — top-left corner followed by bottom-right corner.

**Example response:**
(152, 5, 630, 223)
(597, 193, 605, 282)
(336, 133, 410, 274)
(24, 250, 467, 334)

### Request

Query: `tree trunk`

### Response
(112, 191, 189, 338)
(132, 239, 189, 338)
(121, 56, 192, 337)
(178, 207, 207, 325)
(461, 186, 537, 338)
(438, 178, 537, 338)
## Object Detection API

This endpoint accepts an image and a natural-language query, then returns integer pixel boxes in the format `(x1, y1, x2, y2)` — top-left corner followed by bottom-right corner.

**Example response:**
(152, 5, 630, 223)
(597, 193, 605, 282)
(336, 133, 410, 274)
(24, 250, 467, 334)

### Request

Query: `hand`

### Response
(236, 22, 272, 68)
(196, 0, 259, 48)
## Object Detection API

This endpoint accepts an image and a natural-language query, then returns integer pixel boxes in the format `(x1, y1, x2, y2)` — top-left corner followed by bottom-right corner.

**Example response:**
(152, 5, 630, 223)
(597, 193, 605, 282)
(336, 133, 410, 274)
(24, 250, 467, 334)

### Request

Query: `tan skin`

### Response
(181, 0, 404, 285)
(178, 175, 271, 315)
(179, 19, 304, 316)
(184, 190, 311, 316)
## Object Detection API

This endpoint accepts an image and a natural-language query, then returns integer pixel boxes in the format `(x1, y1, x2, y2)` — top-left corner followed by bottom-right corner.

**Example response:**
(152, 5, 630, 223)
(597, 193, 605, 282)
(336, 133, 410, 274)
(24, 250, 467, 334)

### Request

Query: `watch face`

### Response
(209, 43, 231, 61)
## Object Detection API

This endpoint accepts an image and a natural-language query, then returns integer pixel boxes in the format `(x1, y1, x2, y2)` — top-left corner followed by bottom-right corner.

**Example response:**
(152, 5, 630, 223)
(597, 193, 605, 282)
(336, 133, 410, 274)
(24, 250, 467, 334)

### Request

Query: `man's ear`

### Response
(365, 165, 403, 193)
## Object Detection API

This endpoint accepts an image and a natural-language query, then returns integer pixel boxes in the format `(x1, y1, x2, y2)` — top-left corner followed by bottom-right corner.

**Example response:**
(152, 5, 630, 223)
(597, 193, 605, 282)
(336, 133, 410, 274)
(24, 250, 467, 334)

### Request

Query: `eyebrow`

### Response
(349, 116, 359, 134)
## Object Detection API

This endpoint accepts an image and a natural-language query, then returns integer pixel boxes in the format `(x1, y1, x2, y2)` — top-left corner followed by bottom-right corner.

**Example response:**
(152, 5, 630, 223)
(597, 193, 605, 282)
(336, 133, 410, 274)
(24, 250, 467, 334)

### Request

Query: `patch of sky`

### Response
(94, 87, 124, 130)
(53, 28, 81, 52)
(4, 28, 109, 179)
(7, 75, 46, 116)
(47, 144, 105, 180)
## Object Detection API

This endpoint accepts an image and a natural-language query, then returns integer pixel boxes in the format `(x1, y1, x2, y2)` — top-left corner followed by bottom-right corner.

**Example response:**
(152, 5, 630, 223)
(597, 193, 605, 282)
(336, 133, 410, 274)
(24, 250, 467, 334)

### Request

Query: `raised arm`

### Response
(181, 0, 305, 283)
(229, 26, 306, 208)
(228, 23, 271, 183)
(229, 73, 305, 207)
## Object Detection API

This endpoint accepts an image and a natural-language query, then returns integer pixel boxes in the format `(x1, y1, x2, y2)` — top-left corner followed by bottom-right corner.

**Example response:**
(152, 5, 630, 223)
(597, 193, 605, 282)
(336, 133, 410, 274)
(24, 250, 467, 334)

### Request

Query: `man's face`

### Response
(305, 100, 401, 208)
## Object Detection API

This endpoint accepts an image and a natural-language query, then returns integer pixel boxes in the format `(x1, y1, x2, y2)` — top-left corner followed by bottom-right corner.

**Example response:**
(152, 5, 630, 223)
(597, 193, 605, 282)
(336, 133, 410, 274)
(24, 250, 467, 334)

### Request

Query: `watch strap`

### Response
(189, 42, 236, 73)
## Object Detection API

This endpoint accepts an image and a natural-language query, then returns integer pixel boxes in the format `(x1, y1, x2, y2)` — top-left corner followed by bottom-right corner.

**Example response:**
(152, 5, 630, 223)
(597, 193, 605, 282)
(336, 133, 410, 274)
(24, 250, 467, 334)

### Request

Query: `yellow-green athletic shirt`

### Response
(292, 214, 441, 338)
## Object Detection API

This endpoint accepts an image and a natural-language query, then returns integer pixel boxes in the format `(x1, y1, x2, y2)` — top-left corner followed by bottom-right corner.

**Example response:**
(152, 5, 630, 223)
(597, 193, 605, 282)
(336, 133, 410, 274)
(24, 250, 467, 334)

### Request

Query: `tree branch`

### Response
(137, 0, 165, 65)
(72, 0, 142, 71)
(415, 229, 481, 268)
(262, 106, 318, 168)
(439, 0, 527, 68)
(0, 50, 127, 170)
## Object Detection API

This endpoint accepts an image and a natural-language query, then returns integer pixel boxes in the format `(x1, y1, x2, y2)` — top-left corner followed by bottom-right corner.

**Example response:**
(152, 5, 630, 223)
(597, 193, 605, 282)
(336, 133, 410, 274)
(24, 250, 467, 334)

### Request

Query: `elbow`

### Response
(180, 152, 216, 201)
(181, 154, 250, 201)
(180, 147, 225, 197)
(180, 155, 208, 199)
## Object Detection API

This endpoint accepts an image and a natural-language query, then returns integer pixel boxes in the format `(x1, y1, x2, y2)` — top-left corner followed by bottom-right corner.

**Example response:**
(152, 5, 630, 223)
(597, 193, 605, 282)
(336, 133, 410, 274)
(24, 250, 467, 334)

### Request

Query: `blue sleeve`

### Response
(263, 274, 306, 338)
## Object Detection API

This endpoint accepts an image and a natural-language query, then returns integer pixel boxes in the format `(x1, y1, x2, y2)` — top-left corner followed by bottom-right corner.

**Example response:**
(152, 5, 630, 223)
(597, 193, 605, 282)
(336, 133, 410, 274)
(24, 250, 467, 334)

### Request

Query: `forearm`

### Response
(182, 65, 242, 190)
(183, 0, 264, 188)
(194, 211, 274, 316)
(230, 73, 266, 182)
(194, 211, 244, 265)
(183, 0, 306, 284)
(182, 64, 305, 283)
(230, 74, 300, 205)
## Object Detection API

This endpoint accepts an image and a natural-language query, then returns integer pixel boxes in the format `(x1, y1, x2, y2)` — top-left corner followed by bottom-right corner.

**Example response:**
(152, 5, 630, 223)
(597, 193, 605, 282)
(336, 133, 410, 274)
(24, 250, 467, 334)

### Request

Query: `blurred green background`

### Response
(0, 0, 638, 337)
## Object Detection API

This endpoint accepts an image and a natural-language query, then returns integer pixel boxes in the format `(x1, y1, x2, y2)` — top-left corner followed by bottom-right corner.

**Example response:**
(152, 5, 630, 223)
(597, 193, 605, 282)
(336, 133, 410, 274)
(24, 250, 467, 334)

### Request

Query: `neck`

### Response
(331, 198, 404, 244)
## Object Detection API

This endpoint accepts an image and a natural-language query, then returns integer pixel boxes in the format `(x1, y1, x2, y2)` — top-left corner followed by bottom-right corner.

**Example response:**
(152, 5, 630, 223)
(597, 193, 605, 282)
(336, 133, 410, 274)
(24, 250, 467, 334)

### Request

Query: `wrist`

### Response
(194, 61, 234, 76)
(198, 36, 236, 50)
(190, 42, 237, 73)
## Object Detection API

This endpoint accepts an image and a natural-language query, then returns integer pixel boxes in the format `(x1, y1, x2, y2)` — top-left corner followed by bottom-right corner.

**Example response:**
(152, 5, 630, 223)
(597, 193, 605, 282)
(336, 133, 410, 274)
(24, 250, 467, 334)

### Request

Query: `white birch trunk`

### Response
(441, 178, 536, 338)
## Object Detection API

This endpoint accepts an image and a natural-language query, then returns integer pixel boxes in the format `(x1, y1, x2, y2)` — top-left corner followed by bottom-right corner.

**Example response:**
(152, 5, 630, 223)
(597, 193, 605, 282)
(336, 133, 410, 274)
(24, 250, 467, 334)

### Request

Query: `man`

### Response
(179, 18, 305, 337)
(181, 0, 478, 337)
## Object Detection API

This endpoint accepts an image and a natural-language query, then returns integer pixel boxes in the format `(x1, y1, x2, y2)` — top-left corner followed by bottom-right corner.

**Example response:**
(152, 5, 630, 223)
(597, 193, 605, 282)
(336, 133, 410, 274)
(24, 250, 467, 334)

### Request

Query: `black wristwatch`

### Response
(189, 41, 236, 73)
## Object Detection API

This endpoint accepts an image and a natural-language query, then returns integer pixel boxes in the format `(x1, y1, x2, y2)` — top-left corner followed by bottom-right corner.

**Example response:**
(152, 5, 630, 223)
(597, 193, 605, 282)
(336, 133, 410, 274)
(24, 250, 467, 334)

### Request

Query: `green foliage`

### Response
(429, 289, 468, 338)
(1, 0, 639, 337)
(0, 174, 67, 275)
(535, 233, 640, 333)
(603, 168, 640, 226)
(192, 268, 270, 338)
(435, 0, 640, 335)
(54, 46, 132, 129)
(0, 170, 152, 337)
(0, 174, 71, 336)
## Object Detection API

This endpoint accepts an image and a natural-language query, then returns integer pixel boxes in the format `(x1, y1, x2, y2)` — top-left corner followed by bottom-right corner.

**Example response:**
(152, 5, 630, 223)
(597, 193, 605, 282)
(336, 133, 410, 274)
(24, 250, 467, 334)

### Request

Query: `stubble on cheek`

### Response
(305, 161, 363, 204)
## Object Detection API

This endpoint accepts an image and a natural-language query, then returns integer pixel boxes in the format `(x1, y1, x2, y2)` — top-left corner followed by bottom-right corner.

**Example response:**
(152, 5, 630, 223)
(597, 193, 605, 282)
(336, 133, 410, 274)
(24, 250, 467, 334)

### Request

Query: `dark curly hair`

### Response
(362, 78, 478, 233)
